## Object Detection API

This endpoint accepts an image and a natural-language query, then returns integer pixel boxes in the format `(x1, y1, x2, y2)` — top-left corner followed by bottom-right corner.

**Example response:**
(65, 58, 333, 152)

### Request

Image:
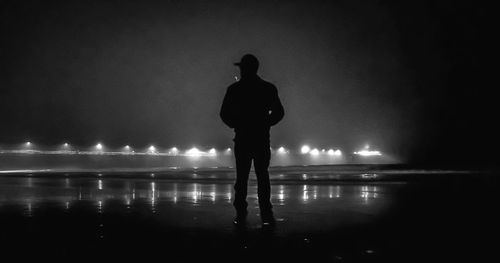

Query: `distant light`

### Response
(148, 145, 156, 152)
(186, 147, 202, 157)
(301, 145, 310, 154)
(277, 147, 286, 154)
(328, 149, 342, 156)
(354, 150, 382, 156)
(364, 145, 370, 149)
(96, 143, 103, 150)
(63, 143, 69, 147)
(226, 148, 231, 152)
(321, 149, 325, 153)
(208, 148, 217, 155)
(124, 145, 130, 150)
(25, 142, 31, 146)
(309, 148, 320, 156)
(170, 147, 179, 155)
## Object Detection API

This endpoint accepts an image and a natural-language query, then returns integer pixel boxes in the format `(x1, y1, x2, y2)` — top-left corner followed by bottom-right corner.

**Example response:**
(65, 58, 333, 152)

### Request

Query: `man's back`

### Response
(220, 75, 284, 143)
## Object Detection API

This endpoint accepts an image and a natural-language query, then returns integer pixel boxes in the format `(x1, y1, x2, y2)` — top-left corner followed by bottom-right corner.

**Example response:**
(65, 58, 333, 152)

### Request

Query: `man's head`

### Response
(234, 54, 259, 77)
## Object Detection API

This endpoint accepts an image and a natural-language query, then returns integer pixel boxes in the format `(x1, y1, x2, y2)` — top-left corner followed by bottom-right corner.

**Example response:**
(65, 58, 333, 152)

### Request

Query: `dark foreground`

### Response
(0, 167, 498, 262)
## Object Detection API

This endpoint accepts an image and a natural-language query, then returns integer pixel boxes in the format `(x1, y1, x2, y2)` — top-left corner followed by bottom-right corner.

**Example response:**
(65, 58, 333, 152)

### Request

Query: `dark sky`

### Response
(0, 0, 494, 165)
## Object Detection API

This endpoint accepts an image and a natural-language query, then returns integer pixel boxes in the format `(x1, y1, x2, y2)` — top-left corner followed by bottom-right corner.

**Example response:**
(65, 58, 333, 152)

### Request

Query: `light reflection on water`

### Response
(0, 177, 389, 217)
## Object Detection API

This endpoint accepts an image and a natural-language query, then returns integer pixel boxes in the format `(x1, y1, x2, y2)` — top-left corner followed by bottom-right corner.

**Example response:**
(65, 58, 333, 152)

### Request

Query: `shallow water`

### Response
(0, 170, 498, 262)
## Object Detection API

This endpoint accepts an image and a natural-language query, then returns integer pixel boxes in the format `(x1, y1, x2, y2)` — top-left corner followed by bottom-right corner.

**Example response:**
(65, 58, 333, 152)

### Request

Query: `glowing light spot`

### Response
(309, 148, 320, 156)
(354, 150, 382, 156)
(208, 148, 217, 155)
(63, 143, 69, 147)
(327, 149, 335, 155)
(25, 142, 31, 146)
(335, 150, 342, 156)
(186, 147, 202, 157)
(96, 143, 103, 150)
(277, 147, 286, 154)
(301, 145, 310, 154)
(124, 145, 130, 150)
(170, 147, 179, 155)
(226, 148, 231, 152)
(148, 145, 156, 152)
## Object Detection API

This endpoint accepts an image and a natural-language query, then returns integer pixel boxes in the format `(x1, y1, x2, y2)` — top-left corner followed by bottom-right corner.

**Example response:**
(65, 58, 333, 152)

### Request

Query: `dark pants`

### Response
(233, 141, 273, 213)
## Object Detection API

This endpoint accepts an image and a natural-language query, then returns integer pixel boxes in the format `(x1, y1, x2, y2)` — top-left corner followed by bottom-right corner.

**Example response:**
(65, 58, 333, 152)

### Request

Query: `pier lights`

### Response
(95, 143, 103, 150)
(300, 145, 310, 154)
(328, 149, 343, 156)
(223, 148, 232, 155)
(186, 147, 202, 157)
(148, 145, 157, 154)
(208, 148, 217, 156)
(277, 147, 287, 154)
(309, 148, 320, 156)
(354, 150, 382, 156)
(123, 145, 133, 153)
(170, 147, 179, 155)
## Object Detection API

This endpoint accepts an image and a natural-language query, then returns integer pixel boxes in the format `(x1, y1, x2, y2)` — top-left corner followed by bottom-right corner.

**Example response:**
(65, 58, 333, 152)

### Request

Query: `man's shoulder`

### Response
(258, 78, 277, 90)
(226, 82, 240, 92)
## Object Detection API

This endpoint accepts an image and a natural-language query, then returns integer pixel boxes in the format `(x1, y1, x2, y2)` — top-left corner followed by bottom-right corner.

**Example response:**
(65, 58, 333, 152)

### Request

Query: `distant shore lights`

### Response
(300, 145, 311, 154)
(186, 147, 202, 157)
(277, 147, 287, 154)
(95, 143, 103, 150)
(309, 148, 320, 156)
(2, 142, 379, 158)
(354, 145, 382, 156)
(169, 147, 179, 155)
(208, 148, 217, 156)
(301, 145, 341, 157)
(148, 145, 157, 154)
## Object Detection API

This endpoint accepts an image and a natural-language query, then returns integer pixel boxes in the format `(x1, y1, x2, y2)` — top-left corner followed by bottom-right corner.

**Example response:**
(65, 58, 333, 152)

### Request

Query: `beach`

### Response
(0, 166, 497, 262)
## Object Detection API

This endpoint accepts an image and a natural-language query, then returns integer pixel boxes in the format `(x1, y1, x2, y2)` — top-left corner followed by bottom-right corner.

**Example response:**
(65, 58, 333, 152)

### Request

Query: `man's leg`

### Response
(233, 142, 252, 212)
(254, 144, 273, 215)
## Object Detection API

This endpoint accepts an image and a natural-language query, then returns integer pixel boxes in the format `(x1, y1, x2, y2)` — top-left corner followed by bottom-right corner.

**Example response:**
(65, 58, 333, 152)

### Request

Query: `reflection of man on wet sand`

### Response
(220, 54, 285, 226)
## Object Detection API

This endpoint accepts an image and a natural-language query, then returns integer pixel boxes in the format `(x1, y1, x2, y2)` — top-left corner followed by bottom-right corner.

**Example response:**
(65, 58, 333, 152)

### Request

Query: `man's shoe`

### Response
(233, 210, 248, 226)
(261, 211, 276, 226)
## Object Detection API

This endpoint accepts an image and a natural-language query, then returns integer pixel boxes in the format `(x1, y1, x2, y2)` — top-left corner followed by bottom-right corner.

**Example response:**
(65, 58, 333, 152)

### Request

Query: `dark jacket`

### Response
(220, 75, 284, 143)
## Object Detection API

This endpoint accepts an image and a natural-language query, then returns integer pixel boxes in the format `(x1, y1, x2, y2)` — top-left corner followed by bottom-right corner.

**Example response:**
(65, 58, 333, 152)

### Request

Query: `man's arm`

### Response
(268, 85, 284, 126)
(220, 86, 237, 128)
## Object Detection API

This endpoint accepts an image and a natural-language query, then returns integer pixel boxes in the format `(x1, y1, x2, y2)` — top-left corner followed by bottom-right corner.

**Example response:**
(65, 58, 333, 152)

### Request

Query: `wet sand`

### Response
(0, 167, 498, 262)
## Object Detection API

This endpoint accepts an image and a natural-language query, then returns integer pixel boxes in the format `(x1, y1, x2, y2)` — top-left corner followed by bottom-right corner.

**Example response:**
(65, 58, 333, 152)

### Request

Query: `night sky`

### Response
(0, 0, 494, 165)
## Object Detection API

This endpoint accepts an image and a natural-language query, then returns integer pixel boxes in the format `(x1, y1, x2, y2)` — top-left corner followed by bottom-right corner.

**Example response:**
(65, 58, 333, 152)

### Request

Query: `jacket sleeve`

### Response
(220, 86, 237, 128)
(268, 85, 285, 126)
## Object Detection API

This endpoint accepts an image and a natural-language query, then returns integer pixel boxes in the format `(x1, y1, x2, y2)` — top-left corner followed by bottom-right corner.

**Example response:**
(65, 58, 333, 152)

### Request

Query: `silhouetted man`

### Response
(220, 54, 285, 226)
